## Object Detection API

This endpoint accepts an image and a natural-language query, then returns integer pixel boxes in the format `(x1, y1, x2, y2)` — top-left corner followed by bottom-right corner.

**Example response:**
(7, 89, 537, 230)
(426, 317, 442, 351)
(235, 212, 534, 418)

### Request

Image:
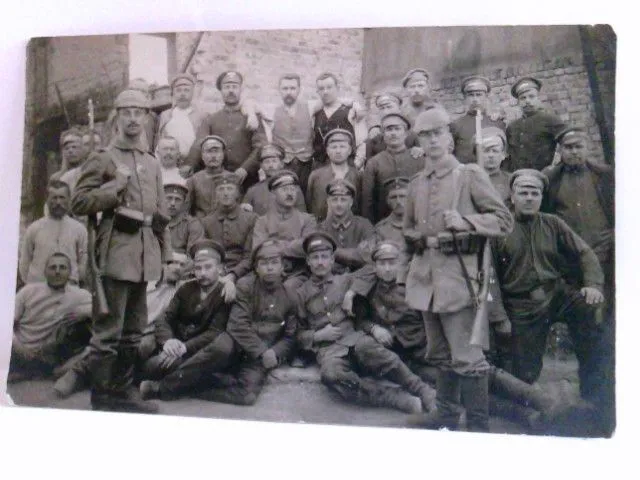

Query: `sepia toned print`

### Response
(8, 25, 615, 438)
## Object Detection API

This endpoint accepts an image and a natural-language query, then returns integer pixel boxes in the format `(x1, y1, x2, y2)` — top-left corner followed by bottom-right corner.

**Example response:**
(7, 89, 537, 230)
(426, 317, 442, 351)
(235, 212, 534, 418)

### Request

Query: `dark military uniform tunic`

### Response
(167, 211, 205, 255)
(361, 149, 424, 223)
(193, 273, 297, 405)
(450, 112, 506, 165)
(319, 214, 374, 274)
(492, 212, 606, 400)
(143, 280, 235, 396)
(201, 205, 258, 280)
(505, 109, 566, 172)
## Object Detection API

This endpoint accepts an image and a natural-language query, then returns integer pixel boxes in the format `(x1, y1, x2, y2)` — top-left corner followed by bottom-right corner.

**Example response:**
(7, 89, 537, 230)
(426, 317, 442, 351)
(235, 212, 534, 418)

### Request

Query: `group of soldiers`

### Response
(10, 65, 614, 436)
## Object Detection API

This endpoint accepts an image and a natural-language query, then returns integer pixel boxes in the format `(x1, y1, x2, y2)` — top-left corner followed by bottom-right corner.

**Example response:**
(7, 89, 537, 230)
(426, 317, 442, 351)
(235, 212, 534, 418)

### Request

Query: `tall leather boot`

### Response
(108, 348, 159, 414)
(460, 374, 490, 433)
(386, 362, 436, 412)
(407, 369, 461, 430)
(89, 355, 117, 411)
(490, 367, 568, 423)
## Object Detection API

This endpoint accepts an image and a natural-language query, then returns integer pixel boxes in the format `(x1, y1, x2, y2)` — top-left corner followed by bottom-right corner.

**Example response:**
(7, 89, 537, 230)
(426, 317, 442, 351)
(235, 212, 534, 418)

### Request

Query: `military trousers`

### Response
(87, 277, 147, 394)
(194, 360, 268, 405)
(422, 307, 491, 377)
(144, 332, 237, 397)
(504, 285, 608, 402)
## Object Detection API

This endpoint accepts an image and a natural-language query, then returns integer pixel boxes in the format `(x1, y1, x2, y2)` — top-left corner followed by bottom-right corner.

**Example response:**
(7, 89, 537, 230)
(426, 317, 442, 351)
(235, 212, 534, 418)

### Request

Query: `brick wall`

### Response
(176, 28, 364, 113)
(368, 54, 607, 164)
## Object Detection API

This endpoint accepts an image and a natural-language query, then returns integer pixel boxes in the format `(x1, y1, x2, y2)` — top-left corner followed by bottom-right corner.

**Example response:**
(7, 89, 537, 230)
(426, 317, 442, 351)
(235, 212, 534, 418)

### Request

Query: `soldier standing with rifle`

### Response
(403, 106, 513, 432)
(71, 89, 172, 413)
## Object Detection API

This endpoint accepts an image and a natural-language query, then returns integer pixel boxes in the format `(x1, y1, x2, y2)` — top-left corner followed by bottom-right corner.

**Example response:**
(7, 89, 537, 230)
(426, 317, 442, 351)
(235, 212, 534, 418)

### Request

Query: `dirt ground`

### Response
(4, 353, 607, 439)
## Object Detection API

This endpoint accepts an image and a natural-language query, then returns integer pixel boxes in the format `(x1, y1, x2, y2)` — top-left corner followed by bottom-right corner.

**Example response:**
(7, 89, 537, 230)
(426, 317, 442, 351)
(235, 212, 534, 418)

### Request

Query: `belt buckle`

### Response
(425, 236, 439, 249)
(143, 215, 153, 227)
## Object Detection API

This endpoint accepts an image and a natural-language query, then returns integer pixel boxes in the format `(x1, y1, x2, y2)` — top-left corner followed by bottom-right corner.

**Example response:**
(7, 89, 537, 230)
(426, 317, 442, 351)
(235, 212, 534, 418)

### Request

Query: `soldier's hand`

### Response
(158, 351, 181, 370)
(443, 210, 471, 232)
(368, 126, 381, 139)
(404, 231, 426, 254)
(234, 168, 248, 183)
(371, 325, 393, 347)
(179, 165, 193, 179)
(261, 349, 278, 370)
(220, 274, 237, 302)
(342, 290, 356, 317)
(163, 263, 182, 284)
(163, 339, 186, 358)
(581, 287, 604, 305)
(240, 203, 254, 213)
(410, 146, 425, 159)
(315, 324, 343, 343)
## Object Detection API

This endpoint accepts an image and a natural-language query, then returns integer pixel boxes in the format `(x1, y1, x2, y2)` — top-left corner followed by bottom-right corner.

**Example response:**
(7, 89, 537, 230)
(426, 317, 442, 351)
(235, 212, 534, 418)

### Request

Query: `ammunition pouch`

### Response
(113, 207, 145, 234)
(113, 207, 170, 235)
(437, 231, 482, 255)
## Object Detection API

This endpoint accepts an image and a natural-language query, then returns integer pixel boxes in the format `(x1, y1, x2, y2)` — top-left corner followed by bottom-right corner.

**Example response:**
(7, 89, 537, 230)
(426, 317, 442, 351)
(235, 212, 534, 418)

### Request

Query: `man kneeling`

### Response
(296, 232, 434, 414)
(139, 240, 235, 400)
(194, 240, 297, 405)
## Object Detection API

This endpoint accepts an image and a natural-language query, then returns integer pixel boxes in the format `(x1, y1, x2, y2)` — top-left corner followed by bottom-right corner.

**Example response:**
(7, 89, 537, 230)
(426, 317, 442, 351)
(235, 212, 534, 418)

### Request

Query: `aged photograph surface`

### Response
(7, 25, 615, 438)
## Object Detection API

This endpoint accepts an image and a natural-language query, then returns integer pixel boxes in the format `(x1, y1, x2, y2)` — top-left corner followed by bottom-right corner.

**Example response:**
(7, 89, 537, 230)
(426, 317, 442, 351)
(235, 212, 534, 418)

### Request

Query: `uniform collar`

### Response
(215, 205, 240, 220)
(563, 162, 587, 174)
(331, 213, 353, 230)
(424, 154, 459, 178)
(111, 133, 147, 153)
(311, 274, 334, 287)
(168, 211, 189, 227)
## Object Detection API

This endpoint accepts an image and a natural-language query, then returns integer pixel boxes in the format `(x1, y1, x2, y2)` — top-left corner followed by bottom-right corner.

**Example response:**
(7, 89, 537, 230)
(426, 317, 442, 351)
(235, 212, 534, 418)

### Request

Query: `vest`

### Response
(272, 104, 314, 161)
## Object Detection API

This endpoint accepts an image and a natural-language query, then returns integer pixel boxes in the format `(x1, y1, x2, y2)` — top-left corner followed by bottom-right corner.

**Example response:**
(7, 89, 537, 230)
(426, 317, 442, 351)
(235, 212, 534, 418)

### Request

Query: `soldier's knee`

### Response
(210, 332, 235, 357)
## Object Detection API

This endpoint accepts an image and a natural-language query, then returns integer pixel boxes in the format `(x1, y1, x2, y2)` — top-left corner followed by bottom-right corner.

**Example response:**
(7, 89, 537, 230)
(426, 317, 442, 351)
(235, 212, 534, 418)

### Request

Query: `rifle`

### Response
(87, 99, 110, 318)
(469, 109, 491, 349)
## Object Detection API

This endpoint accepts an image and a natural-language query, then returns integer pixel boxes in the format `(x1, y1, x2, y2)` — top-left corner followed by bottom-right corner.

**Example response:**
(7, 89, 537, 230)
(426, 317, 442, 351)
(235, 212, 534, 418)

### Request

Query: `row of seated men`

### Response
(10, 128, 612, 434)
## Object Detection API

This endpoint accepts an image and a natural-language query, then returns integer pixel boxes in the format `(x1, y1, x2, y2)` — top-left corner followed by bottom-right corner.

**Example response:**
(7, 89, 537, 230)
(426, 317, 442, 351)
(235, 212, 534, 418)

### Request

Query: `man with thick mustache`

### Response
(156, 74, 209, 166)
(252, 171, 317, 288)
(187, 71, 267, 189)
(506, 77, 567, 172)
(271, 73, 316, 194)
(400, 68, 439, 127)
(71, 89, 172, 413)
(20, 180, 87, 286)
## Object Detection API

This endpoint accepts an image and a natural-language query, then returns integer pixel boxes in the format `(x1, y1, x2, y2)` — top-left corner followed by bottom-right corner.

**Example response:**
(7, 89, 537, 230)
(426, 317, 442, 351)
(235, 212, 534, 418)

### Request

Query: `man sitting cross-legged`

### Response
(139, 240, 236, 400)
(193, 240, 297, 405)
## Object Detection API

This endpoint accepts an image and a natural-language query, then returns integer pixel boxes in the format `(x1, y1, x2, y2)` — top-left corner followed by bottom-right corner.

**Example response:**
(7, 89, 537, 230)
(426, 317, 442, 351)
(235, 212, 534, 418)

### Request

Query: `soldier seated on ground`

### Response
(193, 241, 297, 405)
(9, 252, 92, 384)
(346, 240, 570, 432)
(295, 232, 434, 414)
(139, 240, 236, 401)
